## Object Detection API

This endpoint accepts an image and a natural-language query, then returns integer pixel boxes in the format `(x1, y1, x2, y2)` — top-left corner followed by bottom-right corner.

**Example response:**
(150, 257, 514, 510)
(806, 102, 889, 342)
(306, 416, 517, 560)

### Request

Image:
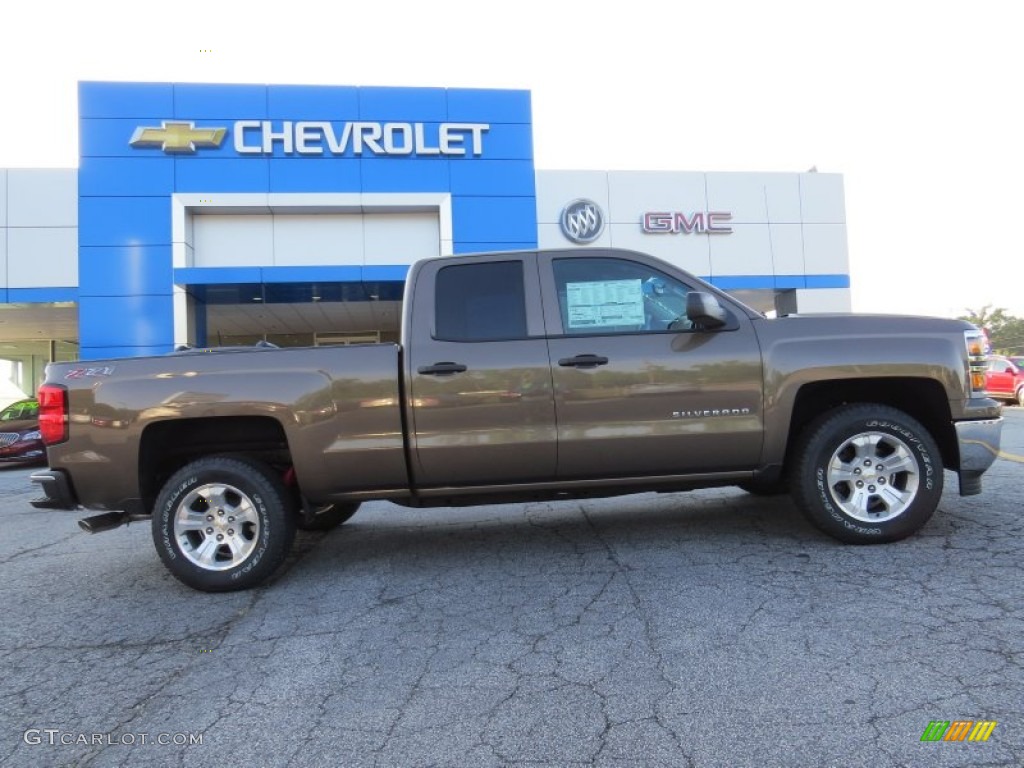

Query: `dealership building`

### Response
(0, 81, 849, 397)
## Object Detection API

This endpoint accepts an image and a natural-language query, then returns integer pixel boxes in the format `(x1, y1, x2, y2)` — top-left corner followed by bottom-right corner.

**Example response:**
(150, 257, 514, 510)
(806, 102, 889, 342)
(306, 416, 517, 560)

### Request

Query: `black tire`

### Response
(790, 404, 943, 544)
(152, 456, 297, 592)
(1016, 386, 1024, 407)
(296, 502, 361, 531)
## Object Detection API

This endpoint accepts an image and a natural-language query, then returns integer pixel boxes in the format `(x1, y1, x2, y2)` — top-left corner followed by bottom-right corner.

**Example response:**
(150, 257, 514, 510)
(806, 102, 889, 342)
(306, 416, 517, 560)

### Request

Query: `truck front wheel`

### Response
(790, 404, 943, 543)
(152, 456, 297, 592)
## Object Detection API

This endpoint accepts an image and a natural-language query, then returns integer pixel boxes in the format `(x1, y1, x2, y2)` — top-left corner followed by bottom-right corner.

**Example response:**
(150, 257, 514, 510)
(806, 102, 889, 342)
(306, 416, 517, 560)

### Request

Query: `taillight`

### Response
(964, 330, 988, 394)
(37, 384, 68, 445)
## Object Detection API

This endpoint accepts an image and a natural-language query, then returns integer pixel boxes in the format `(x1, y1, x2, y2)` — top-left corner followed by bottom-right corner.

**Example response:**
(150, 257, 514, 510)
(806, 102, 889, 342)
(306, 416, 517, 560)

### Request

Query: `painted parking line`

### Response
(998, 450, 1024, 463)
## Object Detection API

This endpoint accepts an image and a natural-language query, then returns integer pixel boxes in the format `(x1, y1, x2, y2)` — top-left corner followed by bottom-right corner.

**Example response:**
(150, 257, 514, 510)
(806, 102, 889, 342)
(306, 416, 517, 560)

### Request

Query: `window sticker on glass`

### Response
(566, 279, 646, 329)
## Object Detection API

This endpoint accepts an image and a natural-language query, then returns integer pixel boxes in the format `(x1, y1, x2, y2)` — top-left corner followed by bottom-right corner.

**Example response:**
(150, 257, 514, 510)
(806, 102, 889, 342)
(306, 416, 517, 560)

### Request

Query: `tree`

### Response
(958, 306, 1024, 355)
(959, 305, 1011, 334)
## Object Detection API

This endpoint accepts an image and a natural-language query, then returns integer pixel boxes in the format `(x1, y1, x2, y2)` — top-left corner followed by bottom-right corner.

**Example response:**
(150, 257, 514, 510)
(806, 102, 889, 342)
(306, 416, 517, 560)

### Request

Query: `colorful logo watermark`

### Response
(920, 720, 997, 742)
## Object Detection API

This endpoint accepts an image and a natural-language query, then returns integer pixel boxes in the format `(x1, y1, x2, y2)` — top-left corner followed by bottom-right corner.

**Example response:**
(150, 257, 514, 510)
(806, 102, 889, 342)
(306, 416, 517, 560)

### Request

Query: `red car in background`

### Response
(0, 398, 46, 464)
(986, 356, 1024, 406)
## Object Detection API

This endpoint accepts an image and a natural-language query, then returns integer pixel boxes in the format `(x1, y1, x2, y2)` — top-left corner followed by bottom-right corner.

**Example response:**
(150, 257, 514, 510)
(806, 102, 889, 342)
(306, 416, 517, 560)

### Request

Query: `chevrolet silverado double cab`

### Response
(31, 249, 1003, 591)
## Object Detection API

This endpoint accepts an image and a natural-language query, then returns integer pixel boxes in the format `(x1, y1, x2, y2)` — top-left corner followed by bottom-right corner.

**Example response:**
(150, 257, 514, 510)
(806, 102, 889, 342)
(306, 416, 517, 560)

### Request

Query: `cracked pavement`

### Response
(1, 409, 1021, 767)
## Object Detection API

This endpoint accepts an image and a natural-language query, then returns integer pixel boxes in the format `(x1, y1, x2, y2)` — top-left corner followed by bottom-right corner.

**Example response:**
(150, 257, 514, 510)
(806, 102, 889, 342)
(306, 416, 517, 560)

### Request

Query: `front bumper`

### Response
(29, 469, 78, 510)
(954, 417, 1004, 495)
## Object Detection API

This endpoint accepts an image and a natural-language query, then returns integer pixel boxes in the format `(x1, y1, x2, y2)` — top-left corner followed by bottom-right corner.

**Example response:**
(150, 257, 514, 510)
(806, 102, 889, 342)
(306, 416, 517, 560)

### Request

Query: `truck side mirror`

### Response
(686, 292, 728, 329)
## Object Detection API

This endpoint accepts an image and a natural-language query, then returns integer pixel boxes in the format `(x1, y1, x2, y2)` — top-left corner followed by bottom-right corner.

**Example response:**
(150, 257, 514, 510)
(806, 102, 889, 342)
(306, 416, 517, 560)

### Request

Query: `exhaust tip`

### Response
(78, 512, 128, 534)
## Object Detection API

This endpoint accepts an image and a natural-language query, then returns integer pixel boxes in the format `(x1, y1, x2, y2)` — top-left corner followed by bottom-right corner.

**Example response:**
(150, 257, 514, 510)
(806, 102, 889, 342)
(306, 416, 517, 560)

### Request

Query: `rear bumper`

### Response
(29, 469, 78, 510)
(954, 417, 1003, 496)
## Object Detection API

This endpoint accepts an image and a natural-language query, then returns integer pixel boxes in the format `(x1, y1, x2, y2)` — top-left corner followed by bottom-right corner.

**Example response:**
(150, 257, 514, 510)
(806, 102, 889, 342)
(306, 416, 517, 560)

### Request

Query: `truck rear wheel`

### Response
(152, 456, 297, 592)
(790, 404, 943, 543)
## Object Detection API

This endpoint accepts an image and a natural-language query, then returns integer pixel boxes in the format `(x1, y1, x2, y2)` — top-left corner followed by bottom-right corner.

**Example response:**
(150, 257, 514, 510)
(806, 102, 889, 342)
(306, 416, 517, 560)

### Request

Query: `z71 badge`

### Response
(64, 366, 116, 380)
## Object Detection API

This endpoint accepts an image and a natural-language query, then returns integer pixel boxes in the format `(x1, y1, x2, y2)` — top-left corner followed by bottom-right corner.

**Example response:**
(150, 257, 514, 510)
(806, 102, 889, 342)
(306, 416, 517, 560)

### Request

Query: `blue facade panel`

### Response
(268, 85, 359, 119)
(451, 197, 538, 245)
(447, 89, 532, 123)
(450, 160, 535, 197)
(173, 84, 268, 119)
(174, 267, 263, 285)
(79, 157, 174, 196)
(174, 158, 270, 193)
(80, 295, 175, 348)
(7, 288, 78, 303)
(79, 82, 174, 118)
(359, 87, 448, 121)
(78, 197, 171, 247)
(360, 158, 449, 193)
(362, 266, 410, 282)
(453, 242, 537, 255)
(806, 274, 851, 289)
(267, 158, 362, 192)
(79, 246, 174, 297)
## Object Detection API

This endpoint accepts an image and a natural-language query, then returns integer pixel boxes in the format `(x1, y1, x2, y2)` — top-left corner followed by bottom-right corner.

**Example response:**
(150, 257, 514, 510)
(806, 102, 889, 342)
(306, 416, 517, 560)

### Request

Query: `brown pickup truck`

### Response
(31, 248, 1003, 592)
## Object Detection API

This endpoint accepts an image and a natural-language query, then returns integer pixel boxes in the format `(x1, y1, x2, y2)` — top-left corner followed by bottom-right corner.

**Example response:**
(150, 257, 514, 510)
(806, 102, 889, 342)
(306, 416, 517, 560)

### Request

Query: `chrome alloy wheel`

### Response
(826, 431, 921, 523)
(173, 483, 260, 571)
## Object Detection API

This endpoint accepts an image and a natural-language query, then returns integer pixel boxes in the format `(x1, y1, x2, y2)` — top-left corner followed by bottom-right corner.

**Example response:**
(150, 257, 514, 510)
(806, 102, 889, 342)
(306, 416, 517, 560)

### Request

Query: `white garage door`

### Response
(192, 211, 440, 268)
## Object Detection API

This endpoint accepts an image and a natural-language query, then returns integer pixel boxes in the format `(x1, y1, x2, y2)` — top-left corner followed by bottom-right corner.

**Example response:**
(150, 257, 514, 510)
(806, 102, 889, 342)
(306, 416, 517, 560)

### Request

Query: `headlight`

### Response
(964, 329, 988, 394)
(23, 430, 41, 441)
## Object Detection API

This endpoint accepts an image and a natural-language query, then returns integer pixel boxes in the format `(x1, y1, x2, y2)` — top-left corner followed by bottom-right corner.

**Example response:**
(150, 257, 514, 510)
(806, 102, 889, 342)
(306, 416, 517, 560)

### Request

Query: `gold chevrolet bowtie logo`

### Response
(129, 121, 227, 153)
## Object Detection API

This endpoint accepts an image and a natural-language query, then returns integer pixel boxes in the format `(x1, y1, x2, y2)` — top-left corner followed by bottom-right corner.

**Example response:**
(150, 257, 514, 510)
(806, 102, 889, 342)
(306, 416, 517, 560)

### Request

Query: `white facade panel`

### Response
(802, 223, 850, 275)
(7, 169, 77, 227)
(607, 172, 707, 222)
(193, 215, 274, 267)
(708, 224, 773, 277)
(796, 288, 852, 313)
(799, 173, 846, 224)
(705, 172, 802, 224)
(767, 223, 806, 276)
(0, 229, 7, 288)
(7, 227, 78, 287)
(363, 212, 440, 265)
(272, 214, 364, 266)
(536, 222, 560, 249)
(0, 169, 7, 227)
(535, 170, 610, 225)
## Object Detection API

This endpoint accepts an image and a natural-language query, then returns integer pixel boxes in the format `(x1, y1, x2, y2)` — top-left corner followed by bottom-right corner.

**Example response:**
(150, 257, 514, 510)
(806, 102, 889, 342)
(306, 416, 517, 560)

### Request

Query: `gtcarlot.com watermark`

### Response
(24, 729, 203, 747)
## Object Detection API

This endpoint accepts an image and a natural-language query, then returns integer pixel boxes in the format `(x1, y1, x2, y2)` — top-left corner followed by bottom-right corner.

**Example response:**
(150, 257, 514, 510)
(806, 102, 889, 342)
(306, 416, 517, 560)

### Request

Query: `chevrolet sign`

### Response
(130, 120, 489, 156)
(235, 121, 489, 156)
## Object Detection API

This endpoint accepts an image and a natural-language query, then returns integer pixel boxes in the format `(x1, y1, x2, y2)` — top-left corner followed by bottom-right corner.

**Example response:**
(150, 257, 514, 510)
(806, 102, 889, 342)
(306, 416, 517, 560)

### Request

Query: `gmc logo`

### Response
(642, 211, 733, 234)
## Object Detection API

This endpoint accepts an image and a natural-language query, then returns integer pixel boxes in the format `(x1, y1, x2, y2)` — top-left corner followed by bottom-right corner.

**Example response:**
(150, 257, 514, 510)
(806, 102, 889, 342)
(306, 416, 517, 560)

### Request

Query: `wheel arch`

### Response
(782, 377, 956, 472)
(139, 416, 292, 515)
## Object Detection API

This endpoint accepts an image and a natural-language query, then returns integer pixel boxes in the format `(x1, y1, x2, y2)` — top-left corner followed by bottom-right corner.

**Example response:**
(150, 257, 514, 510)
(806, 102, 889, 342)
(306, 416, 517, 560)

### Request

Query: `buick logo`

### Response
(560, 199, 605, 244)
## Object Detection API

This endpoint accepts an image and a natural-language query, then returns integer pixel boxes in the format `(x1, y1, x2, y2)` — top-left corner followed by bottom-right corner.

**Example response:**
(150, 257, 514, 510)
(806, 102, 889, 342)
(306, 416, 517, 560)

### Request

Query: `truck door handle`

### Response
(417, 362, 468, 375)
(558, 354, 609, 368)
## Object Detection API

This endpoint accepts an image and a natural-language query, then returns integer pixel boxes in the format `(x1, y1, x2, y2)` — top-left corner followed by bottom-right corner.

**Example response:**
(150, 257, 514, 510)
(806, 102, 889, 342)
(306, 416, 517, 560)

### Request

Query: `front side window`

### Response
(435, 261, 527, 342)
(553, 258, 696, 335)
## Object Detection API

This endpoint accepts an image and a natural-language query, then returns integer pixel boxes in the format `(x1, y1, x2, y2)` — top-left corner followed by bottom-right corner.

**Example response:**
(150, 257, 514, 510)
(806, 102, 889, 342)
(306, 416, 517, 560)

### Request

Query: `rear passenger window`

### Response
(435, 261, 528, 341)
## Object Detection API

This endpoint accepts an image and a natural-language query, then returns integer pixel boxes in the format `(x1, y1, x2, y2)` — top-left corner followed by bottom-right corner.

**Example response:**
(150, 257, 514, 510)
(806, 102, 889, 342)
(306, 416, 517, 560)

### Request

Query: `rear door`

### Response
(538, 252, 764, 480)
(405, 255, 557, 486)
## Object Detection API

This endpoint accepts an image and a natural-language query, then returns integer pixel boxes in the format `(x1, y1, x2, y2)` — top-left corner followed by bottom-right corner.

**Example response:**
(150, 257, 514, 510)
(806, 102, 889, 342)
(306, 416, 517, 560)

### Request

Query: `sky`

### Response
(1, 0, 1020, 319)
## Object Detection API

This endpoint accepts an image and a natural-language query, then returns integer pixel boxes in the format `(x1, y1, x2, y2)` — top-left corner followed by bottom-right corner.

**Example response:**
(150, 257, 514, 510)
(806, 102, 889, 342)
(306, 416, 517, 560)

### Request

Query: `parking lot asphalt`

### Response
(1, 409, 1021, 768)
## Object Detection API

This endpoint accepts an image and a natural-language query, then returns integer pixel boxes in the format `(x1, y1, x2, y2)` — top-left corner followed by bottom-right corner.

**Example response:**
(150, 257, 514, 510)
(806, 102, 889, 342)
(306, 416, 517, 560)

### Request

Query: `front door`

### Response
(539, 253, 764, 480)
